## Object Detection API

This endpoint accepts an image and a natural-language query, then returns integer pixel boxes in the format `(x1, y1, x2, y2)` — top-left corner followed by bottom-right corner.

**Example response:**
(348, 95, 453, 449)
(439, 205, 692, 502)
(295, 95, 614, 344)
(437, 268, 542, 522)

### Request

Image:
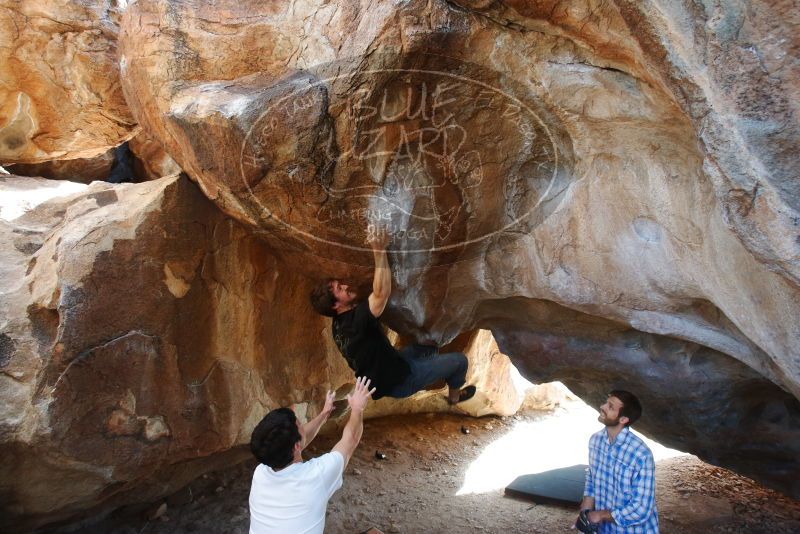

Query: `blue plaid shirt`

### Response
(584, 426, 659, 533)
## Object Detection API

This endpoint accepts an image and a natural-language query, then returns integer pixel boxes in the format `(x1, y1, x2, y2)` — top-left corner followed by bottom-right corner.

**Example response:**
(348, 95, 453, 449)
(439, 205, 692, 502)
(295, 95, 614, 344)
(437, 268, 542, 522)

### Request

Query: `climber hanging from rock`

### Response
(310, 227, 477, 404)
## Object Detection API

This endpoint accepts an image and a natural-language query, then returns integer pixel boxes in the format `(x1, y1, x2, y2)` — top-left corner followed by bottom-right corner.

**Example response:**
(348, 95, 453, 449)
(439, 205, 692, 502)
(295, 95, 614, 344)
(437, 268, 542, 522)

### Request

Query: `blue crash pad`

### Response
(504, 464, 588, 506)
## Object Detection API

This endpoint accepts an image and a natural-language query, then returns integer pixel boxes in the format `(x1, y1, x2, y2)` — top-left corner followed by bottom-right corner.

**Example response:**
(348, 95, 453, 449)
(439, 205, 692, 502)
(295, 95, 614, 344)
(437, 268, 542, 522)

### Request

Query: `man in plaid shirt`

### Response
(574, 390, 659, 533)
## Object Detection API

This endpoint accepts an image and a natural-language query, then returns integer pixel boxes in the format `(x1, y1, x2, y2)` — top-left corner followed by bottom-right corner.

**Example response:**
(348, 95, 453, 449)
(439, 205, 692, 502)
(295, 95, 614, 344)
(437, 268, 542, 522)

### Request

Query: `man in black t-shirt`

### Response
(310, 233, 476, 403)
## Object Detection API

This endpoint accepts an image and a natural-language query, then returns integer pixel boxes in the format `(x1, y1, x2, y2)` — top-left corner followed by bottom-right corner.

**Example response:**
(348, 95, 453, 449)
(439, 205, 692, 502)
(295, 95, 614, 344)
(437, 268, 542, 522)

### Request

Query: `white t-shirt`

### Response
(249, 451, 344, 534)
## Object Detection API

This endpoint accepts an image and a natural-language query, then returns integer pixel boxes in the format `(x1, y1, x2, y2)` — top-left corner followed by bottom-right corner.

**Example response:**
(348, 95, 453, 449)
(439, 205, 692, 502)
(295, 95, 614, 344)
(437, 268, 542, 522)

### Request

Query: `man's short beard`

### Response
(601, 415, 621, 427)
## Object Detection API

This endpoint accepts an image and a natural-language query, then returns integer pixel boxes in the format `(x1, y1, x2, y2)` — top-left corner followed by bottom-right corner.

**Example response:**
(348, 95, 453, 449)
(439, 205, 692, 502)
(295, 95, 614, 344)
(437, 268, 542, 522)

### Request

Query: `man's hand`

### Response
(321, 390, 335, 417)
(333, 376, 375, 468)
(301, 390, 338, 449)
(366, 225, 390, 251)
(367, 225, 392, 317)
(572, 510, 597, 532)
(587, 510, 612, 524)
(572, 496, 596, 529)
(347, 376, 376, 413)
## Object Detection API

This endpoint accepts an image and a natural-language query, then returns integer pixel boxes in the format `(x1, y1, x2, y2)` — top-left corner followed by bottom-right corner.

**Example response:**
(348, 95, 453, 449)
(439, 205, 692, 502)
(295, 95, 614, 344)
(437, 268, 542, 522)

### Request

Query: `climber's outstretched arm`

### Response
(367, 229, 391, 318)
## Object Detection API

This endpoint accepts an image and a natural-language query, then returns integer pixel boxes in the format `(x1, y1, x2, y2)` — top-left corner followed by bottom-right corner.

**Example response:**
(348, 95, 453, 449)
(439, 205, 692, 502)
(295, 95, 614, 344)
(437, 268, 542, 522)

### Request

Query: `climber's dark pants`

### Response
(386, 344, 468, 398)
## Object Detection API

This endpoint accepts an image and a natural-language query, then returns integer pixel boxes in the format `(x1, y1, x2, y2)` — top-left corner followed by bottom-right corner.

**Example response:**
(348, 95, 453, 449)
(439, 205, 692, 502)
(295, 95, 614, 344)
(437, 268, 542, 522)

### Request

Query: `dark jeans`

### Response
(387, 344, 468, 399)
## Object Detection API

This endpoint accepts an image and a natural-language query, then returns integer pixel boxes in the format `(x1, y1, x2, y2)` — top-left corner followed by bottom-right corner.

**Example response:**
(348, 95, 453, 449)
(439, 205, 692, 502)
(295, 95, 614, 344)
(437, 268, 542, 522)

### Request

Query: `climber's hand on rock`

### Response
(366, 225, 390, 251)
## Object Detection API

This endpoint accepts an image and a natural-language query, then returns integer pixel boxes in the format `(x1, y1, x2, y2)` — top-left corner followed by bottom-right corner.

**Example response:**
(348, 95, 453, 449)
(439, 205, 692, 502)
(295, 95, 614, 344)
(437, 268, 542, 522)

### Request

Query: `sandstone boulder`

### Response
(0, 174, 345, 530)
(5, 150, 115, 183)
(7, 134, 182, 184)
(129, 132, 181, 181)
(0, 0, 136, 163)
(0, 174, 519, 531)
(118, 0, 800, 496)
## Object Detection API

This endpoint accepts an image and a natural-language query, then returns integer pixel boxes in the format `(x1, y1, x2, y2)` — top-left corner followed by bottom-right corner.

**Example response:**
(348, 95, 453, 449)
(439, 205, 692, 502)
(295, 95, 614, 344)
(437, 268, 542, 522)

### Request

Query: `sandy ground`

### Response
(73, 404, 800, 534)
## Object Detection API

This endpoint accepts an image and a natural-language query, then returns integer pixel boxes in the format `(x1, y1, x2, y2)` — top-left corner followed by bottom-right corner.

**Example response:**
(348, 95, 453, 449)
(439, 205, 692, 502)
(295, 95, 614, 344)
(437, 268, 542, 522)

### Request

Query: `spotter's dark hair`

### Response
(250, 408, 301, 469)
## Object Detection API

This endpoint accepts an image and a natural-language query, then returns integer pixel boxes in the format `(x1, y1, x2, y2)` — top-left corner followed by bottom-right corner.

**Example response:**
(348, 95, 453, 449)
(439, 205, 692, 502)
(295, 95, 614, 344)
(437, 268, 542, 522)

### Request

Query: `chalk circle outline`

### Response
(239, 66, 559, 254)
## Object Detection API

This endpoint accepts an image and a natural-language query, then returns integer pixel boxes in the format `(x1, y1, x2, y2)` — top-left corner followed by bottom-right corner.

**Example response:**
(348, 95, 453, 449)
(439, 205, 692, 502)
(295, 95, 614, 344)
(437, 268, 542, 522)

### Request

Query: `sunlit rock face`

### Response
(0, 174, 349, 531)
(0, 0, 137, 163)
(119, 0, 800, 496)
